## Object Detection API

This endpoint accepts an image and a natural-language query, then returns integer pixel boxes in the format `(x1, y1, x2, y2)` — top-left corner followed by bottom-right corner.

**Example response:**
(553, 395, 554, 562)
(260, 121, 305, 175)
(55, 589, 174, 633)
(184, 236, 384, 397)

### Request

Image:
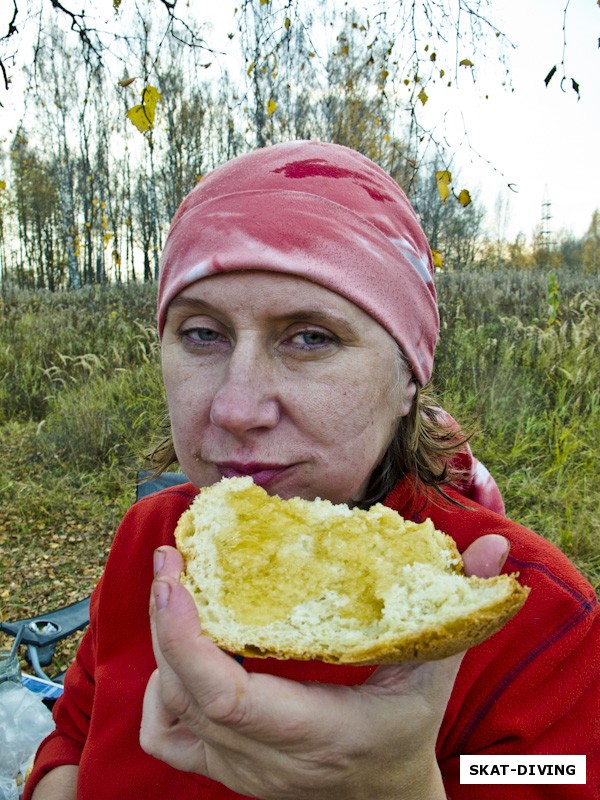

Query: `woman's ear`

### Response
(395, 372, 417, 419)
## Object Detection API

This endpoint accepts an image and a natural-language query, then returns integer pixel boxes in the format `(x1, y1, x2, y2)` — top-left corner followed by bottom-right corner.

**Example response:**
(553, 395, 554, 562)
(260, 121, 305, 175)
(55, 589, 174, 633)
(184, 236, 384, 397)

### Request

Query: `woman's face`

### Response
(161, 271, 416, 505)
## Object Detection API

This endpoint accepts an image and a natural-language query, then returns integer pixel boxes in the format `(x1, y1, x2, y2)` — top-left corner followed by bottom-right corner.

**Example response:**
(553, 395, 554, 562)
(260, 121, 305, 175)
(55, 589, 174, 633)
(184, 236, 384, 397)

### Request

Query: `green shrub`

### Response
(0, 284, 158, 423)
(40, 360, 167, 468)
(433, 282, 599, 581)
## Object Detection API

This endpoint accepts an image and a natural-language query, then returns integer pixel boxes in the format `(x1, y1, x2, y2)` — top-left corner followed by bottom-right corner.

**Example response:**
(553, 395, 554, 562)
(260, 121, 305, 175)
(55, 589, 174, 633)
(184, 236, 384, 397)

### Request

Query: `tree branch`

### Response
(0, 0, 19, 101)
(1, 0, 18, 41)
(48, 0, 103, 61)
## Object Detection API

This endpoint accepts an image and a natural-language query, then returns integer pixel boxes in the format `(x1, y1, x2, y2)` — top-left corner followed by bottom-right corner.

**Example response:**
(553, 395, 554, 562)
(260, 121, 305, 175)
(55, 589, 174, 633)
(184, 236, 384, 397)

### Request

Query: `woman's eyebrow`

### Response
(167, 296, 214, 314)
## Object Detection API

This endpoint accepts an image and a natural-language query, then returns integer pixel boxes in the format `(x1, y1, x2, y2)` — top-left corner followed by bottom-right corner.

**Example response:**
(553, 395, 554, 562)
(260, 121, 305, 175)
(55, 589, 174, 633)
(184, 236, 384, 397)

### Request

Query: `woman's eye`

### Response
(179, 327, 225, 345)
(289, 330, 336, 349)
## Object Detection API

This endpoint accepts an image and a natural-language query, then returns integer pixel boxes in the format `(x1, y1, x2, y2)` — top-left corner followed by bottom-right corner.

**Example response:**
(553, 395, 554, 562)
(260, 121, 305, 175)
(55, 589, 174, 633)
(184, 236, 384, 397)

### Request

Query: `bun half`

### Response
(175, 477, 529, 664)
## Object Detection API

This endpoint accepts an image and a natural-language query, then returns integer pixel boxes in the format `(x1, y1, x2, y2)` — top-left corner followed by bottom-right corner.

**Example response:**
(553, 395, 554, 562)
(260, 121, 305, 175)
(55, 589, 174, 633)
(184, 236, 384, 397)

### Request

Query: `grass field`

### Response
(1, 270, 598, 672)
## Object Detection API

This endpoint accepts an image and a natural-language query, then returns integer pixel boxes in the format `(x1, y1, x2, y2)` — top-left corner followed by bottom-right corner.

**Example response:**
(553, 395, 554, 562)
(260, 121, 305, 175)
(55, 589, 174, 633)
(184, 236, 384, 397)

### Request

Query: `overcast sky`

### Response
(1, 0, 597, 242)
(433, 0, 599, 240)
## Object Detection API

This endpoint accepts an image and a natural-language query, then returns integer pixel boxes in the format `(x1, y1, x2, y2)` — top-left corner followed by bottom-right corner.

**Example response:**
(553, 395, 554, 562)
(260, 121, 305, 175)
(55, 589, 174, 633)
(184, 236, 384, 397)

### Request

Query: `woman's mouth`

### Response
(216, 462, 293, 488)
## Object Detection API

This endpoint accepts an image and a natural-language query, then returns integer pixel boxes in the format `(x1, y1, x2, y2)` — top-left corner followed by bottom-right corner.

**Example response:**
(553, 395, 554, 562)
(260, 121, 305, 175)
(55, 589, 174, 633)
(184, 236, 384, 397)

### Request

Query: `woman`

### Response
(26, 141, 598, 799)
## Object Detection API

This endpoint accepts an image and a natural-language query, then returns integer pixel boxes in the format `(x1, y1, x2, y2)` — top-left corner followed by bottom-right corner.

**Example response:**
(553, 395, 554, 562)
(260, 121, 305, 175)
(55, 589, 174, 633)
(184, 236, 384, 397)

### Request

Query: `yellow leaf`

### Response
(247, 60, 256, 76)
(418, 88, 428, 105)
(0, 180, 6, 190)
(118, 76, 136, 87)
(284, 17, 291, 29)
(431, 249, 444, 270)
(142, 85, 161, 116)
(126, 105, 151, 133)
(435, 170, 452, 204)
(260, 0, 270, 5)
(459, 58, 474, 68)
(126, 85, 162, 134)
(458, 189, 472, 207)
(267, 99, 277, 115)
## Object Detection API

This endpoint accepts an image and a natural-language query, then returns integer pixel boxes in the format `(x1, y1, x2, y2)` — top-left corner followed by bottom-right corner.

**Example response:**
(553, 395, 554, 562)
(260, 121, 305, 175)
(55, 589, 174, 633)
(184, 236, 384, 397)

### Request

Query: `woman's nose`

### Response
(209, 350, 280, 435)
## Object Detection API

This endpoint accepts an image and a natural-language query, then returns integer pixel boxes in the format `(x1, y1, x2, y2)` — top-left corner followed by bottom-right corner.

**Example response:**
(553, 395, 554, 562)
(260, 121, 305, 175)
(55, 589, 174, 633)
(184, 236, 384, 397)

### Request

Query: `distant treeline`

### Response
(1, 3, 598, 290)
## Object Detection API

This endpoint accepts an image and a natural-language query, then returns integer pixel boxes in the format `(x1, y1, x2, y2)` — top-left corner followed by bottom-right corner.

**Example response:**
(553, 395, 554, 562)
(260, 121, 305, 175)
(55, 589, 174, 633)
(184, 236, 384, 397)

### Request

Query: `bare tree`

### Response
(10, 135, 63, 289)
(3, 1, 590, 289)
(0, 0, 217, 103)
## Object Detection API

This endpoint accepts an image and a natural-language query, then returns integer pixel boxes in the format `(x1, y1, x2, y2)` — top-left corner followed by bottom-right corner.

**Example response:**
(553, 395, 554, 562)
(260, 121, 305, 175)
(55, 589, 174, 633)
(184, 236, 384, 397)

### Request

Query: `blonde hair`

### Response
(359, 383, 471, 508)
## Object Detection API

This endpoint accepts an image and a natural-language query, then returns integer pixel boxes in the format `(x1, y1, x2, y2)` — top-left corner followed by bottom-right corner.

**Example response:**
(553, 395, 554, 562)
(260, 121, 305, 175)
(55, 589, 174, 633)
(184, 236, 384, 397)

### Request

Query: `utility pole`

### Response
(540, 187, 553, 265)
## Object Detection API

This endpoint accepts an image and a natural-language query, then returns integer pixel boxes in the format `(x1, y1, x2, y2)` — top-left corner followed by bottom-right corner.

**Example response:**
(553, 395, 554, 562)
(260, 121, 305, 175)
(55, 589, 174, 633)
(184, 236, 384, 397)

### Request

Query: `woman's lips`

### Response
(217, 462, 293, 488)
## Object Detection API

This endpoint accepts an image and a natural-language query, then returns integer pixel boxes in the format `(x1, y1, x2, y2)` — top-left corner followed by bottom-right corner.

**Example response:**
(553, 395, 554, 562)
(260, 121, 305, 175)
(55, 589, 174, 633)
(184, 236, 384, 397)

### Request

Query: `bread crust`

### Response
(206, 576, 528, 664)
(175, 477, 529, 664)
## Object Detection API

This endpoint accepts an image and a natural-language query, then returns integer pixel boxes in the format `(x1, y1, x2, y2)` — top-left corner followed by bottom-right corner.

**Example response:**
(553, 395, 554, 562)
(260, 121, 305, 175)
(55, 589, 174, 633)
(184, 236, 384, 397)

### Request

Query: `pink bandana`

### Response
(158, 140, 438, 386)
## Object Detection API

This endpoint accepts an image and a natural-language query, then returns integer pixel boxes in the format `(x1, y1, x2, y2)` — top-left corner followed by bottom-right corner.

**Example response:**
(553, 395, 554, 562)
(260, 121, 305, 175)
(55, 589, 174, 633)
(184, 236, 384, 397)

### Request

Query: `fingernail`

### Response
(153, 548, 166, 577)
(154, 579, 171, 611)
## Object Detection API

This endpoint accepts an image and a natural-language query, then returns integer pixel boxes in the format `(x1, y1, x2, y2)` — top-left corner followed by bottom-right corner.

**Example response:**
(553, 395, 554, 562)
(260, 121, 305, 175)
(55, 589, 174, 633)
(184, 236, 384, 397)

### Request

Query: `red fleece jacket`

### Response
(25, 480, 599, 799)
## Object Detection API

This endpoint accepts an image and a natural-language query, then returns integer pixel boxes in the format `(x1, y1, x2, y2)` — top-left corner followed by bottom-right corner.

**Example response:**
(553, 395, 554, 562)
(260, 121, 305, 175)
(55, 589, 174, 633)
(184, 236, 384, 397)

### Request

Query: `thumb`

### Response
(462, 534, 509, 578)
(149, 573, 250, 722)
(150, 574, 203, 675)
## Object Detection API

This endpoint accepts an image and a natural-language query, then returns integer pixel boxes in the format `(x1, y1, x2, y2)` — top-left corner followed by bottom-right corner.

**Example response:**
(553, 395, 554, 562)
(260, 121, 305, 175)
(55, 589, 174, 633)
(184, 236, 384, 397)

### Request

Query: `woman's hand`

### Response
(30, 764, 78, 799)
(140, 536, 509, 800)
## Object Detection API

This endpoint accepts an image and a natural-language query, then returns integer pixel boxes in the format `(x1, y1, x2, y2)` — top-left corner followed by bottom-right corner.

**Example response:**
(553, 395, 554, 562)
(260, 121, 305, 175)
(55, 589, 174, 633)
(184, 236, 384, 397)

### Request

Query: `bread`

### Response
(174, 477, 529, 664)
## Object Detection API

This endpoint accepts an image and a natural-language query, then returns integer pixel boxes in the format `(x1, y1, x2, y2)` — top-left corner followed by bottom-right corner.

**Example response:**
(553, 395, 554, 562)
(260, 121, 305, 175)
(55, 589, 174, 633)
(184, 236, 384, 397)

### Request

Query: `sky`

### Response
(440, 0, 600, 241)
(1, 0, 598, 242)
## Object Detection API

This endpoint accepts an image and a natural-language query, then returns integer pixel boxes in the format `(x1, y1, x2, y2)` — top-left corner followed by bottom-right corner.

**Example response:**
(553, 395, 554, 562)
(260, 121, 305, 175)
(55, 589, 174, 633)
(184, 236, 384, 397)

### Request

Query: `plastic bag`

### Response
(0, 777, 18, 800)
(0, 682, 55, 798)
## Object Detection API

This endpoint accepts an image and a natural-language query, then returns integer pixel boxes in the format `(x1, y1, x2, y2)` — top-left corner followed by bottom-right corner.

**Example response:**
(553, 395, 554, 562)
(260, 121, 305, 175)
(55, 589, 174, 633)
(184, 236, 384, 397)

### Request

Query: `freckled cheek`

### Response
(163, 366, 214, 427)
(337, 377, 399, 443)
(298, 381, 382, 444)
